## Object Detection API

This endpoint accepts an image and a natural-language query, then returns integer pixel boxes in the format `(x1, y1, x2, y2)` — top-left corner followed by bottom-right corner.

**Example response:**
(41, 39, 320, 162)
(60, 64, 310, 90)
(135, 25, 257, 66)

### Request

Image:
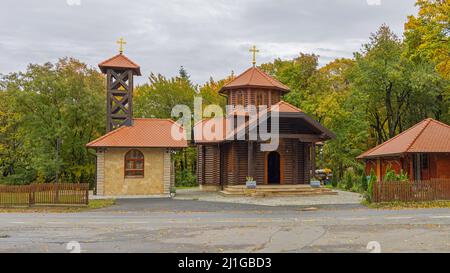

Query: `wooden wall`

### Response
(364, 153, 450, 181)
(227, 88, 282, 108)
(221, 139, 311, 186)
(197, 145, 221, 187)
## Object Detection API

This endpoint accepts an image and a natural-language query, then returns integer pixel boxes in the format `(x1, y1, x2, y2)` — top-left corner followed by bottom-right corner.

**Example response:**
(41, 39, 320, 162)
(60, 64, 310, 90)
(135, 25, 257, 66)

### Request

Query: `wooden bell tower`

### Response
(98, 38, 141, 132)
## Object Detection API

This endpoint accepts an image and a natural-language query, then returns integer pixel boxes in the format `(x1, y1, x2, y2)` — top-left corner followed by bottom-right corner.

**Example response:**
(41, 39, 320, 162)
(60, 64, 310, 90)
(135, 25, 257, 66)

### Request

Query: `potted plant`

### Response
(245, 176, 256, 189)
(310, 176, 321, 188)
(170, 186, 176, 198)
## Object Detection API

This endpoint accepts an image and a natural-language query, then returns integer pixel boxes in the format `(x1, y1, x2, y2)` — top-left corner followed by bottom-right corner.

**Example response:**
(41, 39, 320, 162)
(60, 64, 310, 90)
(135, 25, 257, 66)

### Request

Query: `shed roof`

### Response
(357, 118, 450, 159)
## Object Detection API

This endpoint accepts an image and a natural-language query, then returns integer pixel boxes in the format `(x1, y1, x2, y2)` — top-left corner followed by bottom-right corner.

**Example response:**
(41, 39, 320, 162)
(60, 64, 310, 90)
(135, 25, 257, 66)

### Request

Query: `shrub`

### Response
(331, 177, 338, 188)
(361, 173, 369, 191)
(384, 168, 397, 182)
(175, 169, 197, 187)
(0, 170, 36, 185)
(365, 169, 377, 203)
(344, 171, 354, 190)
(397, 170, 409, 181)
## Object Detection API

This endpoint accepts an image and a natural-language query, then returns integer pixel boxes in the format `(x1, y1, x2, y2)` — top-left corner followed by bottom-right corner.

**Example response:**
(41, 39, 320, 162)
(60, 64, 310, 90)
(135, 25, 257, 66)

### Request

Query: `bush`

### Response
(365, 169, 377, 203)
(344, 171, 354, 190)
(361, 173, 368, 191)
(384, 168, 397, 182)
(331, 177, 338, 188)
(0, 170, 36, 185)
(175, 169, 197, 187)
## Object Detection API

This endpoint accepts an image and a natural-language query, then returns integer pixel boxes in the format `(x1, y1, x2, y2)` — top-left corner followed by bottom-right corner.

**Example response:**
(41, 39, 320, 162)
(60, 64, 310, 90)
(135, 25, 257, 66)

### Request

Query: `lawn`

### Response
(0, 198, 116, 213)
(363, 200, 450, 209)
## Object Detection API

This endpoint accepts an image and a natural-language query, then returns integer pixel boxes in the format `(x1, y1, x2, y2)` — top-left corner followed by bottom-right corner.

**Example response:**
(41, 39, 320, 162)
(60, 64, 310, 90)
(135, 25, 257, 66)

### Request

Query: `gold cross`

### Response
(116, 37, 127, 54)
(249, 45, 259, 67)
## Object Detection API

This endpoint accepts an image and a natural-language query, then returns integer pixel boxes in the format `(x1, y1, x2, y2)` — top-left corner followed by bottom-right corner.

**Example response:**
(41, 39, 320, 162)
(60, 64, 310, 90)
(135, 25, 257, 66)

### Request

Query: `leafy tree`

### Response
(351, 25, 446, 144)
(404, 0, 450, 122)
(134, 73, 197, 119)
(405, 0, 450, 79)
(0, 58, 105, 184)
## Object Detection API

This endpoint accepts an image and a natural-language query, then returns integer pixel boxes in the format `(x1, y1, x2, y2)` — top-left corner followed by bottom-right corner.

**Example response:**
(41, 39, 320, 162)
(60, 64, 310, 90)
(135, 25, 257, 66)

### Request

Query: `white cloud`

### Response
(0, 0, 417, 84)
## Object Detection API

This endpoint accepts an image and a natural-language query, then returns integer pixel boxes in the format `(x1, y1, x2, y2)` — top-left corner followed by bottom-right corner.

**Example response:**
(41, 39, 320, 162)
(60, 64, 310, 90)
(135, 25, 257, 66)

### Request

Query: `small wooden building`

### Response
(194, 66, 335, 191)
(358, 118, 450, 181)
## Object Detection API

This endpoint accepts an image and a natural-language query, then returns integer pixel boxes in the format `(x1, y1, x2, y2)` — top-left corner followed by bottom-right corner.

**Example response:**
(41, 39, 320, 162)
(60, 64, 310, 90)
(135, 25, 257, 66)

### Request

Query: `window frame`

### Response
(124, 149, 145, 178)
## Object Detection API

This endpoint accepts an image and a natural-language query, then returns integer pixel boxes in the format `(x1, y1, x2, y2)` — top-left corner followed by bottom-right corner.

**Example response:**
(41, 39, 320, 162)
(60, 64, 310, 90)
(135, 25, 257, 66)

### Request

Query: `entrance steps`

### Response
(220, 184, 337, 197)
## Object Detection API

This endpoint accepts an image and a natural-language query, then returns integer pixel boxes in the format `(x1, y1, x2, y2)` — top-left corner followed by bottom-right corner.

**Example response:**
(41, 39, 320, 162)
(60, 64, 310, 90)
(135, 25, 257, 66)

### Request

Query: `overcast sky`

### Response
(0, 0, 418, 85)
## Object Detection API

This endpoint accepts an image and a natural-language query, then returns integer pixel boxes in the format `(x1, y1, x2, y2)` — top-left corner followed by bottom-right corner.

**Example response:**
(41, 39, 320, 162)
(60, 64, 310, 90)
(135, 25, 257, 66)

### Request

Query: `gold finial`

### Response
(249, 45, 259, 67)
(116, 37, 127, 54)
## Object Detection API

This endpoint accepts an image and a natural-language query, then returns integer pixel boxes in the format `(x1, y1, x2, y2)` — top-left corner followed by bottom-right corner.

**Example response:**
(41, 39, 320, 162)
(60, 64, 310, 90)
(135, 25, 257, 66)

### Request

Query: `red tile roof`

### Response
(273, 101, 303, 113)
(87, 119, 188, 148)
(193, 101, 330, 144)
(98, 53, 141, 76)
(357, 118, 450, 159)
(220, 67, 290, 93)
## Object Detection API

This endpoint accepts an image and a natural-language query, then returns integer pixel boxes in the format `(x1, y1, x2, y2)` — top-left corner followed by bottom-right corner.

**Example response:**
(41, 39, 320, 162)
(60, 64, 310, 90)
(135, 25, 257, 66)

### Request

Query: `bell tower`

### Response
(98, 38, 141, 132)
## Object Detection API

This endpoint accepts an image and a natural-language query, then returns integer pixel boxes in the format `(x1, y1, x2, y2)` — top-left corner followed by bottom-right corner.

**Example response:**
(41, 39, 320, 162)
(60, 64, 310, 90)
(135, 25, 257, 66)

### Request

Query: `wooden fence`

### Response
(0, 183, 89, 207)
(373, 179, 450, 203)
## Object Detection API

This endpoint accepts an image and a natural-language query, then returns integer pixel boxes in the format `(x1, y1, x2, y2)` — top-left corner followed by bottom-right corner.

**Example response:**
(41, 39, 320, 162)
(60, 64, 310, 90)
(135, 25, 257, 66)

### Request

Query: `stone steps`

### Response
(220, 185, 337, 197)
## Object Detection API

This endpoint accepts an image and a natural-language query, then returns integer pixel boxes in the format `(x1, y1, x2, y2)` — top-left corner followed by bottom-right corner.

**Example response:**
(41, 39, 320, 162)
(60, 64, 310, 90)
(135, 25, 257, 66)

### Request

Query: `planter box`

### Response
(246, 181, 257, 189)
(310, 180, 321, 188)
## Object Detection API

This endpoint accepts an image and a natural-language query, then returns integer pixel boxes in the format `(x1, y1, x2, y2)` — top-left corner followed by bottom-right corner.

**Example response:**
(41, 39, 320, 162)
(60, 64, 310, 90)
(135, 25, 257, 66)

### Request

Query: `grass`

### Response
(362, 200, 450, 209)
(176, 185, 199, 190)
(0, 199, 116, 213)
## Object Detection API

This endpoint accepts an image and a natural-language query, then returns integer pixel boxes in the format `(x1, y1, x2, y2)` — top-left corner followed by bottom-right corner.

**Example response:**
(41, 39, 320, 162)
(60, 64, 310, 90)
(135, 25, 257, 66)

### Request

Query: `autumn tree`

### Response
(0, 58, 105, 184)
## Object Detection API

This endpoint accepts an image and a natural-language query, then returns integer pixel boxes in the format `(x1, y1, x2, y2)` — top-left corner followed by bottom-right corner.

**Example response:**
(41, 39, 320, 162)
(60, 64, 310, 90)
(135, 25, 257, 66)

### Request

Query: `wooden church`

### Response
(194, 47, 335, 192)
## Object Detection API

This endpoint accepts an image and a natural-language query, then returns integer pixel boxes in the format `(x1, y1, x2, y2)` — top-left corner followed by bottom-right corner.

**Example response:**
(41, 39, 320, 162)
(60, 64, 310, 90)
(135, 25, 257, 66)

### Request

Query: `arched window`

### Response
(125, 149, 144, 177)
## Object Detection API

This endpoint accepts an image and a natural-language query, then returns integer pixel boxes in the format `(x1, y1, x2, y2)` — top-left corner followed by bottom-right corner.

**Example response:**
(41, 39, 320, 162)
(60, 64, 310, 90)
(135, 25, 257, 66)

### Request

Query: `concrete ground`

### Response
(1, 198, 450, 253)
(174, 187, 363, 207)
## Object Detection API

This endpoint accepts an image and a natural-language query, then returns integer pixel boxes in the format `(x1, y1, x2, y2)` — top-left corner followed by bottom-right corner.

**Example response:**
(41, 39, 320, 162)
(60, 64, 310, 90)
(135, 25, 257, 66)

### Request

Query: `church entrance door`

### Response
(267, 152, 281, 184)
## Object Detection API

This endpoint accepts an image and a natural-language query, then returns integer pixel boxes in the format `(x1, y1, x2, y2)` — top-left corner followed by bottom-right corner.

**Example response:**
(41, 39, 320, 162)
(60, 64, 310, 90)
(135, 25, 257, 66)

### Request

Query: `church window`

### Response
(125, 149, 144, 177)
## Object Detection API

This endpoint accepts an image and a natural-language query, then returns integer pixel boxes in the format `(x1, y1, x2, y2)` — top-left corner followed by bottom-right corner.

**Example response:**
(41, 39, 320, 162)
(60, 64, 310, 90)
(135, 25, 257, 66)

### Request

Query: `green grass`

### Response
(0, 199, 115, 213)
(363, 200, 450, 209)
(176, 186, 199, 190)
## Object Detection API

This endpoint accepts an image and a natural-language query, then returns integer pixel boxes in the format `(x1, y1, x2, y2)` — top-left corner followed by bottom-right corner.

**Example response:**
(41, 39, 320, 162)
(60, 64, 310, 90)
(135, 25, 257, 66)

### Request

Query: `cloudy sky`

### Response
(0, 0, 418, 85)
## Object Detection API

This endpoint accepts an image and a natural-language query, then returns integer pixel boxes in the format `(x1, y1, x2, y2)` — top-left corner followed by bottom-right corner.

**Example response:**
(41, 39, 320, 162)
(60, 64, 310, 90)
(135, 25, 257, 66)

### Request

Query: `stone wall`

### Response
(98, 147, 168, 196)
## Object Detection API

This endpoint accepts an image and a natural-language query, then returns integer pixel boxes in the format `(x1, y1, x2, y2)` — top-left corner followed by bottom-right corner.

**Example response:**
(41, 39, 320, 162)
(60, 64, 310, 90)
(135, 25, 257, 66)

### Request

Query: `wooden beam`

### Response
(278, 134, 324, 142)
(248, 141, 254, 178)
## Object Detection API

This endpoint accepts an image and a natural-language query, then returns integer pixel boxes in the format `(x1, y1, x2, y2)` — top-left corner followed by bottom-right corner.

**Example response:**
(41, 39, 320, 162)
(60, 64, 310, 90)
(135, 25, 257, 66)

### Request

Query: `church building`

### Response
(194, 47, 335, 191)
(87, 40, 188, 196)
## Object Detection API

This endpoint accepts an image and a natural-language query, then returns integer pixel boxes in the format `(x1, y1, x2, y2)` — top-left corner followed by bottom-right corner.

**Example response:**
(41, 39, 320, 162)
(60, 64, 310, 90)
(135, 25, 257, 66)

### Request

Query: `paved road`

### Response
(1, 199, 450, 253)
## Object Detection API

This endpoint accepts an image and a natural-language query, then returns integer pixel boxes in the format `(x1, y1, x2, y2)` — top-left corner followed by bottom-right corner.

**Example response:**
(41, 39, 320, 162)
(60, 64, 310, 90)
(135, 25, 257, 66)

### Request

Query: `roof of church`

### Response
(357, 118, 450, 159)
(274, 101, 303, 113)
(193, 101, 335, 144)
(86, 118, 188, 148)
(98, 53, 141, 76)
(219, 67, 290, 93)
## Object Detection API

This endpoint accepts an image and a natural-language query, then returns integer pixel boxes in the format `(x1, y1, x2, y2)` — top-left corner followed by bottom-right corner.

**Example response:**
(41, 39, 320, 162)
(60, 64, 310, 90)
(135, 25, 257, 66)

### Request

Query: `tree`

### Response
(0, 58, 105, 184)
(351, 25, 445, 144)
(134, 73, 197, 119)
(404, 0, 450, 122)
(405, 0, 450, 79)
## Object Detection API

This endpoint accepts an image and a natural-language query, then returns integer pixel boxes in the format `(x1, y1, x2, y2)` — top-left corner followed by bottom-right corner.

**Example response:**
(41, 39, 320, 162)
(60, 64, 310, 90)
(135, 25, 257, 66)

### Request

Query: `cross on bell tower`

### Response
(99, 39, 141, 132)
(116, 37, 126, 54)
